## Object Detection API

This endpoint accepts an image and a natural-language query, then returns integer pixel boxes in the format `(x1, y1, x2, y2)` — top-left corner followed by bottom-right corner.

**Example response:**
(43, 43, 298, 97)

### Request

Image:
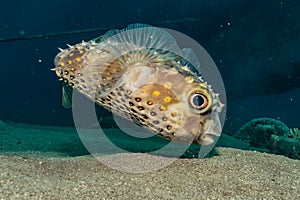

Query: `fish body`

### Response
(53, 24, 224, 145)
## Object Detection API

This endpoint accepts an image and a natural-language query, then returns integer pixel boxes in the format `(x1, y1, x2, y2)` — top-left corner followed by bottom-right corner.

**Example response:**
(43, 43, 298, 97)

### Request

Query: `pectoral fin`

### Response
(62, 83, 73, 108)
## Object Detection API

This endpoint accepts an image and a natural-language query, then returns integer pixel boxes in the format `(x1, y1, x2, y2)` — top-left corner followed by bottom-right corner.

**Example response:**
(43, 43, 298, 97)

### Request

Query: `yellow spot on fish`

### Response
(75, 57, 81, 62)
(69, 53, 74, 57)
(60, 62, 65, 67)
(164, 96, 171, 103)
(77, 64, 82, 68)
(67, 60, 72, 65)
(171, 112, 177, 117)
(153, 90, 160, 97)
(70, 67, 75, 71)
(185, 76, 194, 83)
(159, 105, 167, 111)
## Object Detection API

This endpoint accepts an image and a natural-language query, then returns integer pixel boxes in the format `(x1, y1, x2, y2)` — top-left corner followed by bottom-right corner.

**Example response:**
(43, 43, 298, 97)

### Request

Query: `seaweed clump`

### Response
(234, 118, 300, 159)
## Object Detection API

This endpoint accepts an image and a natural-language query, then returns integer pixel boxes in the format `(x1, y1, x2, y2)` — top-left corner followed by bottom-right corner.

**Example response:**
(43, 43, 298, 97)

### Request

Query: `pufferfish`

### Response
(53, 24, 224, 145)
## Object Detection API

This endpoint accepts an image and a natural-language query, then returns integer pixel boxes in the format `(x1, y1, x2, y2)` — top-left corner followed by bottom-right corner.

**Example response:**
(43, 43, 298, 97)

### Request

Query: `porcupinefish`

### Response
(53, 24, 224, 145)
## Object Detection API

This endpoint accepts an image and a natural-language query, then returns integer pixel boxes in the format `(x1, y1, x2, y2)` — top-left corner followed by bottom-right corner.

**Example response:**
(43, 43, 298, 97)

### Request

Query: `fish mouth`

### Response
(199, 133, 219, 146)
(204, 112, 222, 137)
(195, 112, 222, 145)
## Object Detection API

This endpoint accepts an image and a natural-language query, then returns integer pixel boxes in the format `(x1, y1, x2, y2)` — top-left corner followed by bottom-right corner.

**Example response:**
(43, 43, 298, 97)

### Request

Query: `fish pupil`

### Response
(193, 95, 205, 107)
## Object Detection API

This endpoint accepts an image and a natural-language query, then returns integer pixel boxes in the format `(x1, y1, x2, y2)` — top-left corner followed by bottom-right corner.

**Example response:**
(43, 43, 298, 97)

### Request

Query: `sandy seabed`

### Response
(0, 121, 299, 199)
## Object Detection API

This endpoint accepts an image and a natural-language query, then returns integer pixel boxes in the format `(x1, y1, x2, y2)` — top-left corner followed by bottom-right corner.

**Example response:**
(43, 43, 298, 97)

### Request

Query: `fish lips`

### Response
(200, 112, 222, 145)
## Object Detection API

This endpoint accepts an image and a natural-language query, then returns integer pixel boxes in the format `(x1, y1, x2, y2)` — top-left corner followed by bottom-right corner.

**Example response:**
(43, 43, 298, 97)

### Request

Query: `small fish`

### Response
(53, 24, 224, 145)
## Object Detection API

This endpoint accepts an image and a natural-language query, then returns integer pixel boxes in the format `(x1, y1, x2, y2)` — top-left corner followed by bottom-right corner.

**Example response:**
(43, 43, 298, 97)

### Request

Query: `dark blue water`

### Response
(0, 0, 299, 133)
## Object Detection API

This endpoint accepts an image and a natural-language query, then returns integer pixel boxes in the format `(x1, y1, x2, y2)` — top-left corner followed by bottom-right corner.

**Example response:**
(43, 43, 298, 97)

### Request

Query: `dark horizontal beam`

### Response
(0, 18, 201, 43)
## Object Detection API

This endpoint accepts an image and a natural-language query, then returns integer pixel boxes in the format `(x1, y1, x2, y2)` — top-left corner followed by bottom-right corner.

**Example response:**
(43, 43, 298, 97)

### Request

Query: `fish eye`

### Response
(189, 91, 211, 113)
(190, 93, 208, 109)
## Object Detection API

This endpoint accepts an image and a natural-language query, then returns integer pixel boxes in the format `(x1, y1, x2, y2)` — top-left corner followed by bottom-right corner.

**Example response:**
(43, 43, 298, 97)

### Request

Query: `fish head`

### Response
(177, 80, 223, 145)
(177, 83, 223, 145)
(126, 64, 223, 145)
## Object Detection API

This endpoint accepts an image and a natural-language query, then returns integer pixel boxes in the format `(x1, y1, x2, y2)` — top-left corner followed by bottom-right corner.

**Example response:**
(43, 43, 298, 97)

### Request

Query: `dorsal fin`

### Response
(181, 48, 200, 69)
(98, 23, 183, 64)
(181, 48, 201, 76)
(101, 24, 152, 41)
(89, 24, 185, 97)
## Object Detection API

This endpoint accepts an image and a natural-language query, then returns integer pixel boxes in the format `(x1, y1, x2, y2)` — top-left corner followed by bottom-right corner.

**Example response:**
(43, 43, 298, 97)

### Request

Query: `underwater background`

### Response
(0, 0, 300, 199)
(0, 0, 299, 151)
(0, 0, 299, 133)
